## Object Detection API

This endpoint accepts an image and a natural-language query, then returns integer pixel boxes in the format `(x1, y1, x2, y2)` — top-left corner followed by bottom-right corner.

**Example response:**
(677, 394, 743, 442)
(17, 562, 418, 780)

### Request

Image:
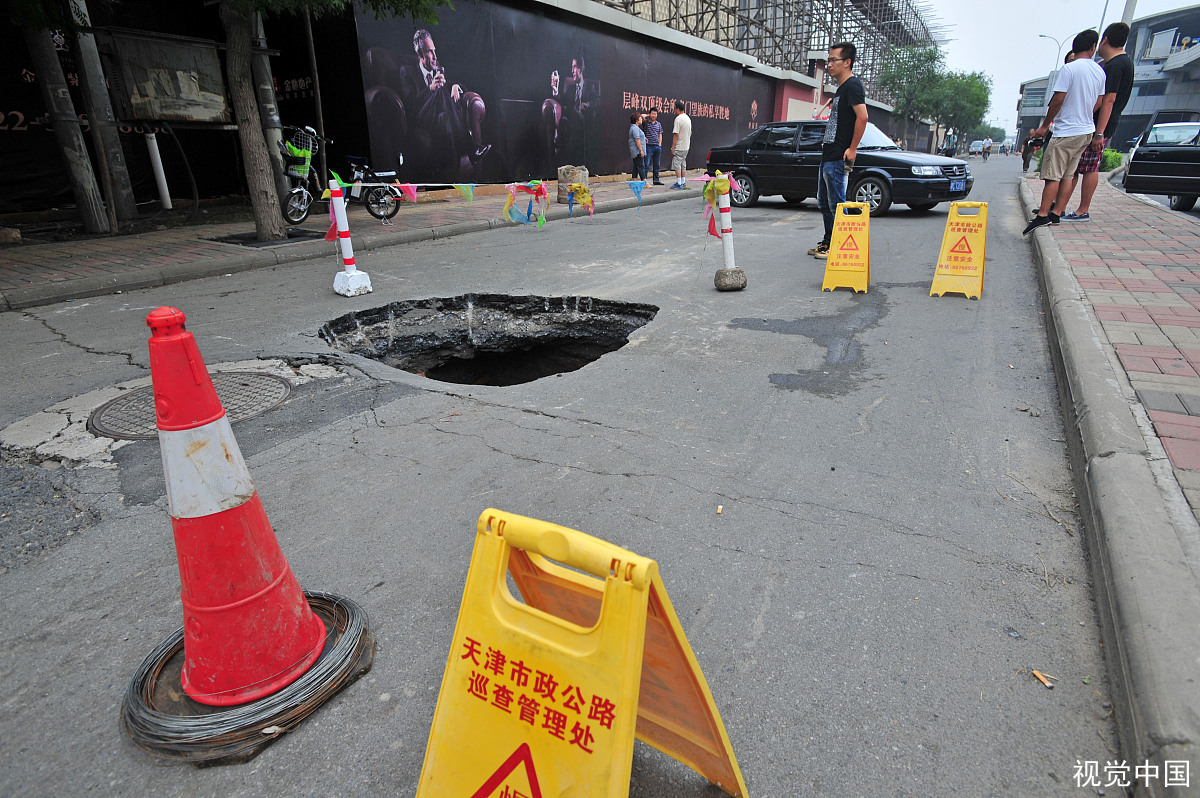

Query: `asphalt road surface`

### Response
(0, 154, 1118, 796)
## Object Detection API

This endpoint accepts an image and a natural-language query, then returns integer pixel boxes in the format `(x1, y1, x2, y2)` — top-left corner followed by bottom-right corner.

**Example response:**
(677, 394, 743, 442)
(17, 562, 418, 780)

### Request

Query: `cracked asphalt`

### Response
(0, 157, 1117, 796)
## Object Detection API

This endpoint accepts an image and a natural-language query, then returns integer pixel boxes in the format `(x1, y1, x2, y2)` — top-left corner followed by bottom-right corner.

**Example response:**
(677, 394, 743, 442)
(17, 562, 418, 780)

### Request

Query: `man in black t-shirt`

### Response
(809, 42, 869, 259)
(1061, 22, 1135, 221)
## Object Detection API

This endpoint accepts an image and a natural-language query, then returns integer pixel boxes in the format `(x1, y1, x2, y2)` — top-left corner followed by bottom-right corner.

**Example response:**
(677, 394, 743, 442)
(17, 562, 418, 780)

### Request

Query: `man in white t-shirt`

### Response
(1024, 29, 1105, 234)
(669, 100, 692, 189)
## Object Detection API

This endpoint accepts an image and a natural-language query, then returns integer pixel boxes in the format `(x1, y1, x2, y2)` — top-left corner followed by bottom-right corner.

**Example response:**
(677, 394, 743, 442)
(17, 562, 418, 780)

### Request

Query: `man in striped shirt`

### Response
(644, 108, 664, 185)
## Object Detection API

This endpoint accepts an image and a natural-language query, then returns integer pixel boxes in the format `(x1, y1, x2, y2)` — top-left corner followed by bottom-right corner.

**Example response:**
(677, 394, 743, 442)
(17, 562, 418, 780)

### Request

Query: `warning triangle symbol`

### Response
(949, 235, 972, 254)
(470, 744, 543, 798)
(839, 234, 859, 251)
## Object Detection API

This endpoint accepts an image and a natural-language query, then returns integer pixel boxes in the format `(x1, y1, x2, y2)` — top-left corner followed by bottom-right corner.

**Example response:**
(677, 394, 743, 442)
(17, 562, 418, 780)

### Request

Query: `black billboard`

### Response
(354, 1, 775, 183)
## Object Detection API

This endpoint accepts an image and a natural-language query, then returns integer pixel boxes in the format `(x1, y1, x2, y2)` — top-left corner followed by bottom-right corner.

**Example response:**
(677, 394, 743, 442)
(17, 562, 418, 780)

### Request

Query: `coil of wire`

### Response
(120, 591, 374, 764)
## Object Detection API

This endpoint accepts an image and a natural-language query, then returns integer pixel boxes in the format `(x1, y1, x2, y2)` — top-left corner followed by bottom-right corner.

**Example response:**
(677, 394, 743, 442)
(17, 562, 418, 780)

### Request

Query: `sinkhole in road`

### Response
(319, 294, 659, 386)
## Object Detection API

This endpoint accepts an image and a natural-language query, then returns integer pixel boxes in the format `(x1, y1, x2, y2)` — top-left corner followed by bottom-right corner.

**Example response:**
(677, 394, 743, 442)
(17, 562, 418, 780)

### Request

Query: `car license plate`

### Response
(950, 179, 966, 191)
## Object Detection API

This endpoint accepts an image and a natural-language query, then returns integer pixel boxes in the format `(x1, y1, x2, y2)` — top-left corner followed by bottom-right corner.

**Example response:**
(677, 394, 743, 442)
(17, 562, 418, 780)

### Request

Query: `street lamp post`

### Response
(1038, 33, 1067, 76)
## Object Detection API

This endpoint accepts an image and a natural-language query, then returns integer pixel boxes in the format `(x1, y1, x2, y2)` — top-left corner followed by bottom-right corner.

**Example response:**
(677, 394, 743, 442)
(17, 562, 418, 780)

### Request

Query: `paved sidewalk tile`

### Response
(1042, 177, 1200, 476)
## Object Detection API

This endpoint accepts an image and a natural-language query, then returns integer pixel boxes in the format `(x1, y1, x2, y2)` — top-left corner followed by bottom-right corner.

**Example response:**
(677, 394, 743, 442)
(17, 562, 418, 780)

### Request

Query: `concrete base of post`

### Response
(714, 268, 747, 291)
(334, 270, 373, 297)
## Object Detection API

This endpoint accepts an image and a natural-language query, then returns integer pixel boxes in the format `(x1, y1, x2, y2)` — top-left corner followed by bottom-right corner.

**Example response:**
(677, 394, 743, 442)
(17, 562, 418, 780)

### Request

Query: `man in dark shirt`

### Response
(644, 108, 664, 185)
(810, 42, 868, 259)
(1061, 22, 1134, 221)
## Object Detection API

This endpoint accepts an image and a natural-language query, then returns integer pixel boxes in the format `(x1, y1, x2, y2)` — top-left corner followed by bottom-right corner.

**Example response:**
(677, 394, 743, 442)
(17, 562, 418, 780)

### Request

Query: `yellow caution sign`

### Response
(822, 201, 870, 293)
(417, 509, 748, 798)
(930, 201, 988, 299)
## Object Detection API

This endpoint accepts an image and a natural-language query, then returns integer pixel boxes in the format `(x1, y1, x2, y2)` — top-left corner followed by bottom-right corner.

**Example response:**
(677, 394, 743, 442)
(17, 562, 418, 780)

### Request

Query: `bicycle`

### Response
(279, 125, 328, 225)
(342, 154, 403, 221)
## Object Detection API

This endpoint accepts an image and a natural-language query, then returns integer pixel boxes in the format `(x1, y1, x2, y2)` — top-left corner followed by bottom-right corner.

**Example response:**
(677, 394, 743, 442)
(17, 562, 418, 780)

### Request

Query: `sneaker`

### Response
(807, 242, 825, 255)
(1062, 211, 1090, 221)
(812, 242, 830, 259)
(1023, 215, 1053, 235)
(668, 184, 682, 190)
(1049, 212, 1061, 225)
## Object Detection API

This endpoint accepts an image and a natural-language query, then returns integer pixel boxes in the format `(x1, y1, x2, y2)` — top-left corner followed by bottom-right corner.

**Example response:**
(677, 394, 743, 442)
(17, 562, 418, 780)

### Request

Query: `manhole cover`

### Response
(88, 372, 292, 440)
(319, 294, 658, 386)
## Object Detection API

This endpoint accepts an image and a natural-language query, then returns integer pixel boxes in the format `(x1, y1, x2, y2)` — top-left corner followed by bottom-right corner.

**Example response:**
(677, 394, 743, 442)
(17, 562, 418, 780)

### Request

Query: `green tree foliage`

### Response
(877, 46, 943, 144)
(964, 123, 1008, 143)
(927, 71, 991, 146)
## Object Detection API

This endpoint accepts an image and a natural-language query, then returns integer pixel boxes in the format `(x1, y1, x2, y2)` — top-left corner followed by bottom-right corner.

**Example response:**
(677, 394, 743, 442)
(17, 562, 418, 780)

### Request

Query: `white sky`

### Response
(931, 0, 1192, 139)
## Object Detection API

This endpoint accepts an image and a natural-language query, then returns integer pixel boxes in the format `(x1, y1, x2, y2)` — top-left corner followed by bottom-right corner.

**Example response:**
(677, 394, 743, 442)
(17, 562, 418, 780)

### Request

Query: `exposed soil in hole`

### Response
(319, 294, 658, 386)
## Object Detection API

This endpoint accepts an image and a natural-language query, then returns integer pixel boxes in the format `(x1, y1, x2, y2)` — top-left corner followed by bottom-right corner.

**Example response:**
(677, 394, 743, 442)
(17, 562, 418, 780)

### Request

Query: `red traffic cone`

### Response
(146, 307, 325, 706)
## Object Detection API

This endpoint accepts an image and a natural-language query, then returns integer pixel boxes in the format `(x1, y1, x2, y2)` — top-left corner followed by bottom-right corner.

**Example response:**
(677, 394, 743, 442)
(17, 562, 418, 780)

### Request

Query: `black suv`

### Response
(706, 120, 974, 215)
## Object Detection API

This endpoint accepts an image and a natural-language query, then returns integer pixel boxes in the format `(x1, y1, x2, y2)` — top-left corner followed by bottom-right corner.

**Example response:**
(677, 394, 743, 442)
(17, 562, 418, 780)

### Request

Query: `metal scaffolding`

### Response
(598, 0, 948, 98)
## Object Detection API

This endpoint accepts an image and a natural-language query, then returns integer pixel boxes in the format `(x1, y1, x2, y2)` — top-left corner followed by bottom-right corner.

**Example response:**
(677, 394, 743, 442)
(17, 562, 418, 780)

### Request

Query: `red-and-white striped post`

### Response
(718, 184, 735, 270)
(713, 177, 746, 291)
(330, 179, 373, 297)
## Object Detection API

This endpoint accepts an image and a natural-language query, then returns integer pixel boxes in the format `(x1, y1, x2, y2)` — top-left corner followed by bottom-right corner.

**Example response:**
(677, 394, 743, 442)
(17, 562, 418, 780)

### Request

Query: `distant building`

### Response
(1016, 4, 1200, 150)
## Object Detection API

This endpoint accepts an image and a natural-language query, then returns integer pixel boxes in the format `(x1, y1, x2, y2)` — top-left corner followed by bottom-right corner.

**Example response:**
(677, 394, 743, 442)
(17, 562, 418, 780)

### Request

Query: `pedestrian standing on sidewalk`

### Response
(1060, 22, 1134, 222)
(644, 108, 664, 185)
(1023, 29, 1105, 235)
(809, 41, 868, 259)
(629, 112, 647, 181)
(669, 100, 692, 189)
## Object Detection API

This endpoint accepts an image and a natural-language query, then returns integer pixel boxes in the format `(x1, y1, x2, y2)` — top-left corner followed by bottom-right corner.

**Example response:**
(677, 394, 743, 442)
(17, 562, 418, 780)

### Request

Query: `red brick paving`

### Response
(1043, 179, 1200, 472)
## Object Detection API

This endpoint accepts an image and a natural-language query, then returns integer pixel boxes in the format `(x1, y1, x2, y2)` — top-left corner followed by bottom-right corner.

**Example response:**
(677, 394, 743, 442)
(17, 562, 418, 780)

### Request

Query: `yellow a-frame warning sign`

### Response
(417, 510, 748, 798)
(930, 201, 987, 299)
(822, 201, 870, 293)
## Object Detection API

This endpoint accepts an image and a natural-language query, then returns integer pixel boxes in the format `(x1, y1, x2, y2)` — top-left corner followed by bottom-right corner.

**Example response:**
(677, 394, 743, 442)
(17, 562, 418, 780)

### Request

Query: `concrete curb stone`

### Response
(1020, 178, 1200, 797)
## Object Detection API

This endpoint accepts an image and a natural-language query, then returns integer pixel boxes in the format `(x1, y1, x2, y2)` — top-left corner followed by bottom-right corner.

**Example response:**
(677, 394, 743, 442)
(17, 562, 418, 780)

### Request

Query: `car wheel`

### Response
(1169, 195, 1197, 212)
(731, 173, 759, 207)
(907, 202, 937, 212)
(853, 175, 892, 216)
(782, 193, 807, 205)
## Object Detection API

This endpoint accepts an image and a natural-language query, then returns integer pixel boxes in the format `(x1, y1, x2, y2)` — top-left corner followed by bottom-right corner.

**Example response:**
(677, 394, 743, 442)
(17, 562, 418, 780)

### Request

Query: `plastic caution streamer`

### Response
(504, 181, 549, 228)
(417, 509, 748, 798)
(567, 183, 594, 217)
(929, 201, 987, 299)
(702, 171, 731, 239)
(822, 201, 870, 293)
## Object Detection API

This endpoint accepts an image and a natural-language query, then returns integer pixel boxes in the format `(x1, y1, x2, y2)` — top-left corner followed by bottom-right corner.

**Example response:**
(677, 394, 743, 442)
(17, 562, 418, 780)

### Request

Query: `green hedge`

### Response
(1035, 147, 1124, 172)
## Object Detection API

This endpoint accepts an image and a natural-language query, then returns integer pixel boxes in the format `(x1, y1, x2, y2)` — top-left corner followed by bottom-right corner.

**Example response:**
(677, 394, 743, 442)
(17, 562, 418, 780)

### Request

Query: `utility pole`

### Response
(1121, 0, 1137, 26)
(71, 0, 138, 222)
(251, 13, 289, 201)
(23, 26, 110, 233)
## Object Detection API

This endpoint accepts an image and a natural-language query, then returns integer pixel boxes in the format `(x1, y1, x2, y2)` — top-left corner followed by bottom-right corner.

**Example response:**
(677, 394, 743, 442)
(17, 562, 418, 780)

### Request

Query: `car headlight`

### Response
(911, 166, 941, 176)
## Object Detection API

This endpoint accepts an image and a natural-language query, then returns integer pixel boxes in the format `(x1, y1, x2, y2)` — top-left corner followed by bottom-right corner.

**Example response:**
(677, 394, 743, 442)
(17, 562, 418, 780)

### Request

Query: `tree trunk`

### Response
(219, 0, 287, 242)
(250, 13, 289, 202)
(72, 0, 138, 222)
(22, 26, 110, 233)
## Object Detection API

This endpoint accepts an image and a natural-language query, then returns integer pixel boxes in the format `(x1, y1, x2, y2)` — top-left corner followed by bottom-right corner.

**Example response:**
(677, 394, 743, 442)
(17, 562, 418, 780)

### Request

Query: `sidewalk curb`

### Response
(0, 189, 696, 312)
(1020, 179, 1200, 796)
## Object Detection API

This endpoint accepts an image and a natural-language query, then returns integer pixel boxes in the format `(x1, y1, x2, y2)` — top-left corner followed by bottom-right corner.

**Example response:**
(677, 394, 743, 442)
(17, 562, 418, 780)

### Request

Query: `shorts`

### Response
(671, 149, 688, 171)
(1075, 138, 1107, 174)
(1040, 133, 1092, 182)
